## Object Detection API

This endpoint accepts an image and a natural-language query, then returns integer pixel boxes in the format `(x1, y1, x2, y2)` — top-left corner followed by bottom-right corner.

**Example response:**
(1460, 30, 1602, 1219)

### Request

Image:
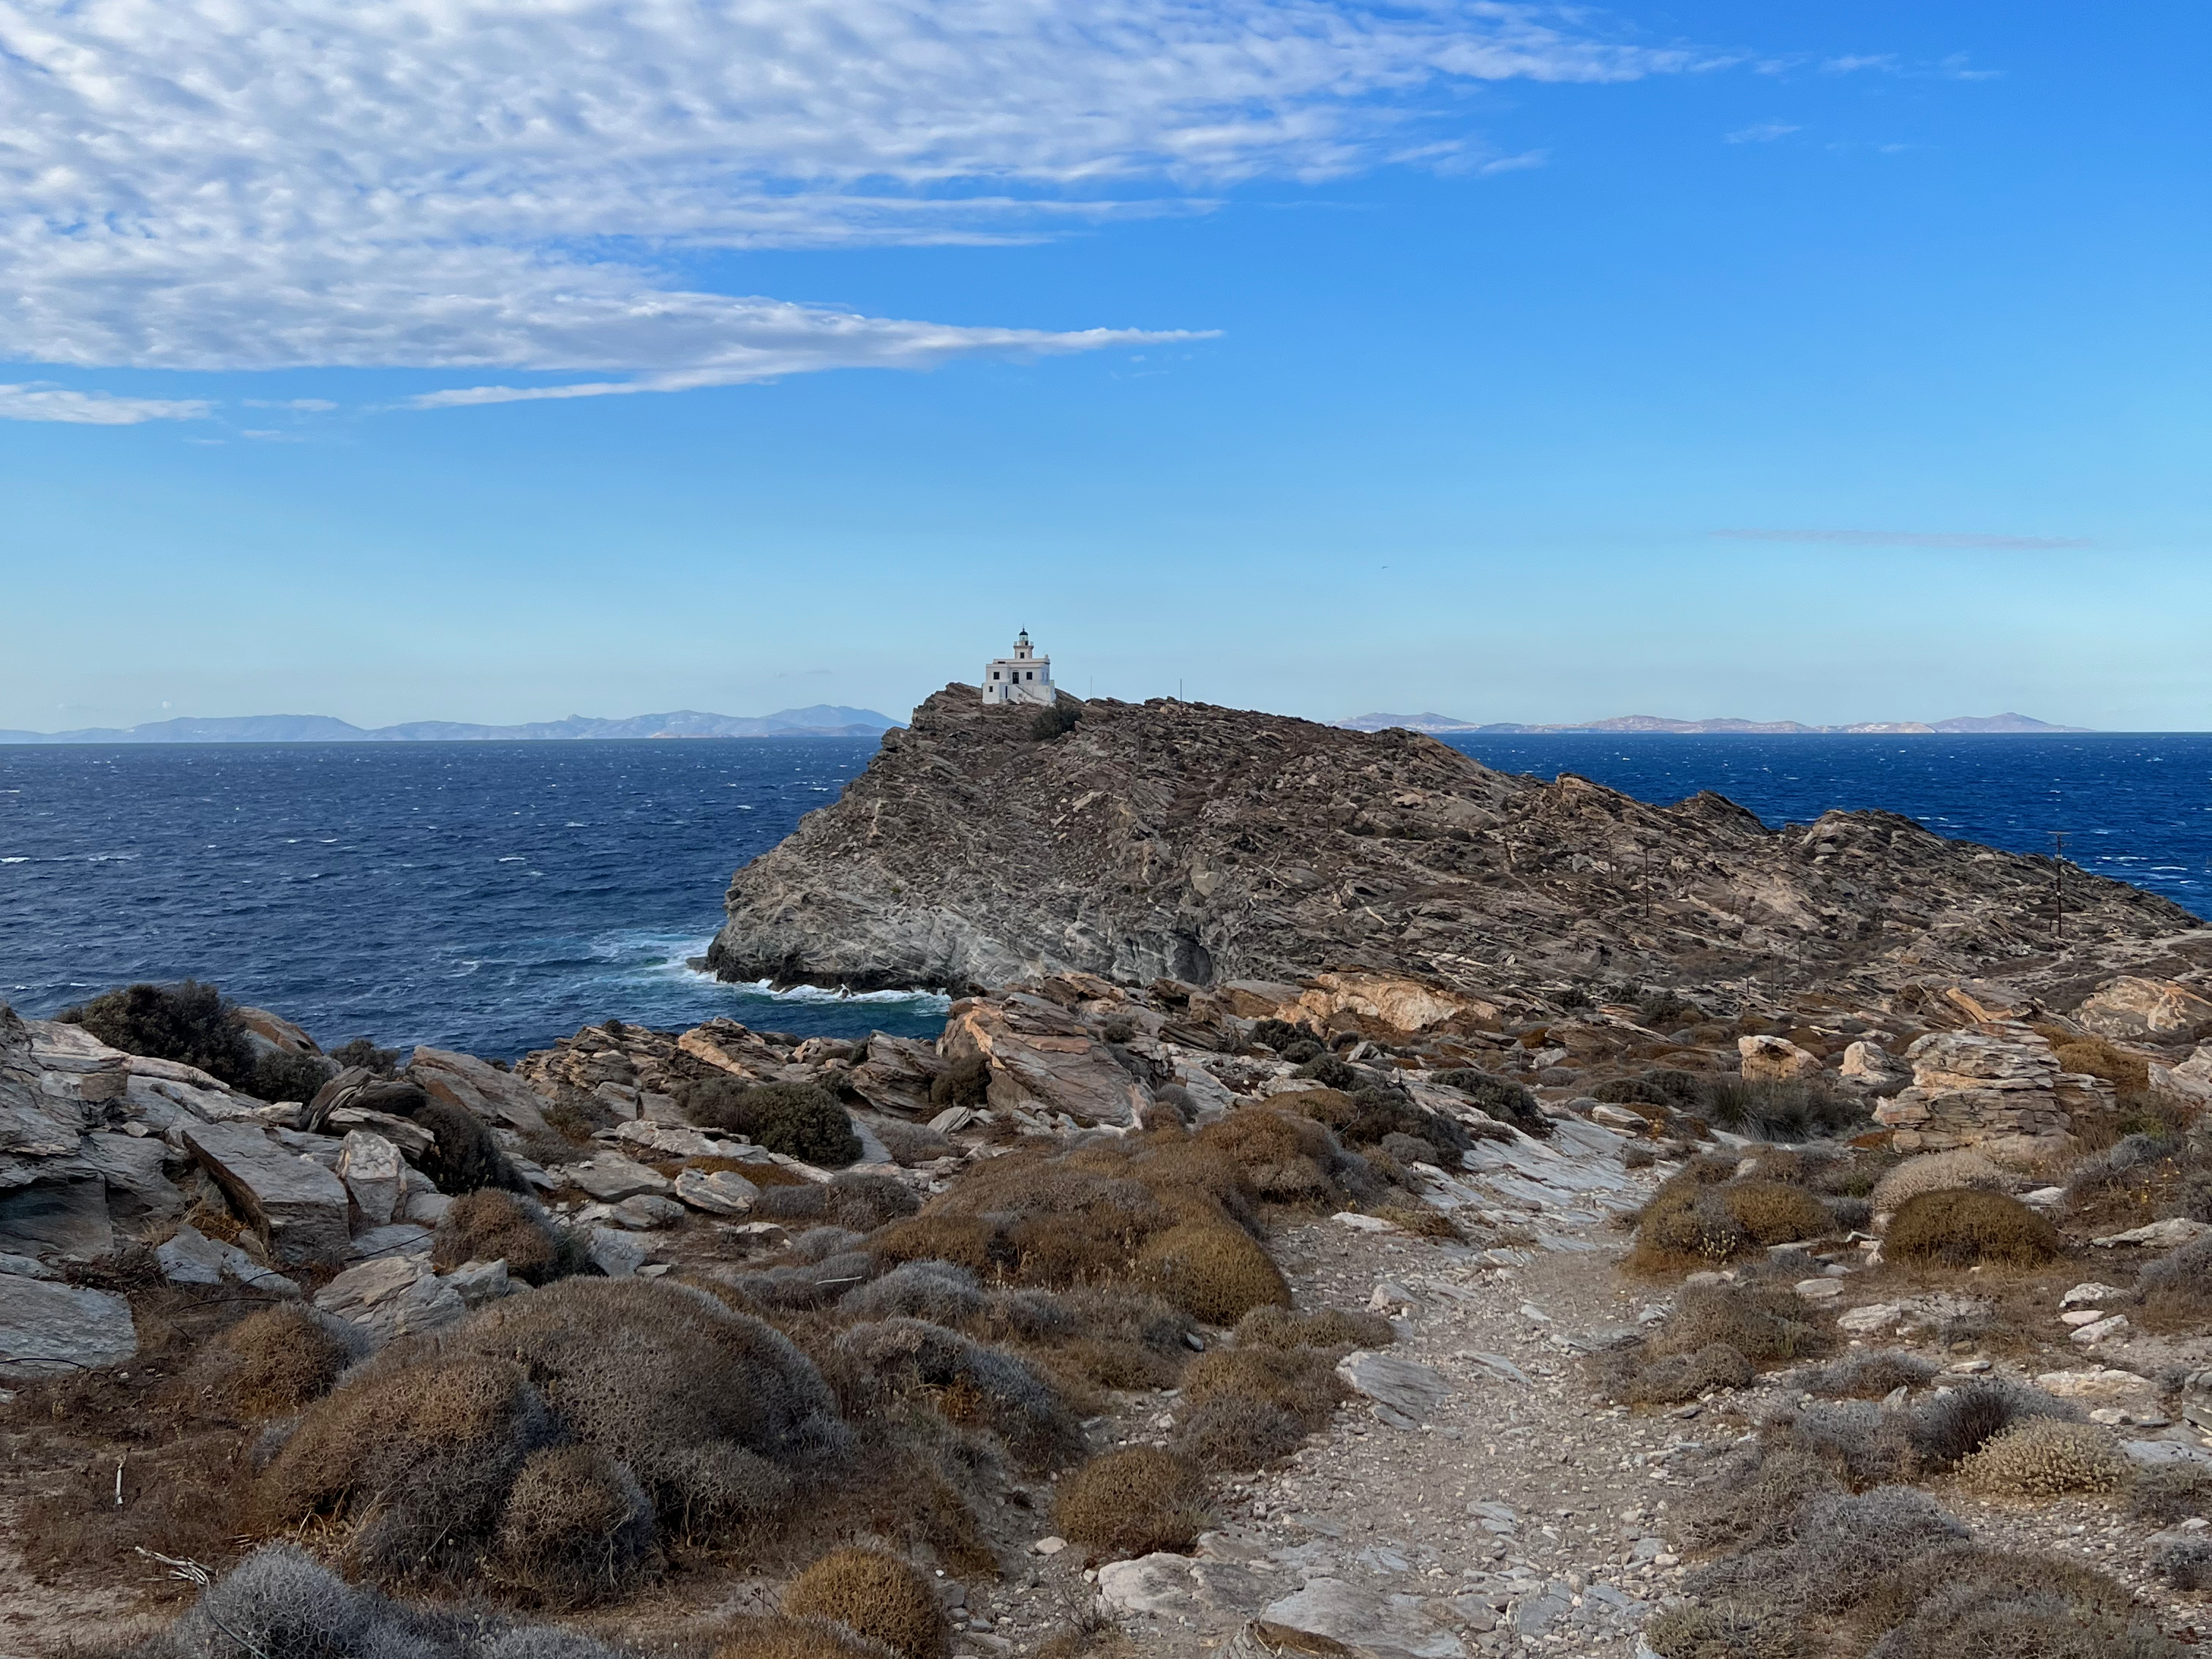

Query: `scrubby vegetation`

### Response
(432, 1189, 585, 1285)
(61, 979, 257, 1086)
(1053, 1448, 1208, 1557)
(780, 1547, 949, 1659)
(1883, 1188, 2060, 1268)
(685, 1077, 865, 1165)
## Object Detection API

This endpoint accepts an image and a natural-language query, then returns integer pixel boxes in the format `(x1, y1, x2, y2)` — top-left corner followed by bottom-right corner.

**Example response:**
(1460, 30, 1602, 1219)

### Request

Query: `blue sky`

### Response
(1, 1, 2205, 732)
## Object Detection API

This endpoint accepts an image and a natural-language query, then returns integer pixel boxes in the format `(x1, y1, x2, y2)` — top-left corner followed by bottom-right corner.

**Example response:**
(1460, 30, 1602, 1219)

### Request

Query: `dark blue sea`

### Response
(2, 734, 2207, 1060)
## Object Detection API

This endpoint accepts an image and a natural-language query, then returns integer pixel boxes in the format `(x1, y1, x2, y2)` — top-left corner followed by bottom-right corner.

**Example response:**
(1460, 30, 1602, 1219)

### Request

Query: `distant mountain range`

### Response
(0, 706, 903, 744)
(1336, 712, 2093, 736)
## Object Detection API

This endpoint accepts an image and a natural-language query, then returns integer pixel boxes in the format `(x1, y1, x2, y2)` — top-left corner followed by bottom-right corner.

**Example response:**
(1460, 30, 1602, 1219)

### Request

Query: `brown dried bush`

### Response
(1884, 1189, 2060, 1268)
(1192, 1109, 1363, 1205)
(715, 1616, 895, 1659)
(1175, 1394, 1308, 1470)
(256, 1355, 554, 1583)
(2054, 1037, 2152, 1096)
(1849, 1543, 2177, 1659)
(1670, 1443, 1838, 1554)
(1786, 1350, 1936, 1400)
(2129, 1462, 2212, 1523)
(494, 1444, 655, 1605)
(1867, 1149, 2011, 1213)
(1232, 1306, 1394, 1353)
(432, 1189, 561, 1284)
(908, 1156, 1168, 1287)
(211, 1305, 353, 1417)
(1181, 1343, 1342, 1431)
(870, 1214, 1008, 1279)
(1647, 1282, 1829, 1365)
(2132, 1234, 2212, 1328)
(755, 1172, 920, 1233)
(780, 1547, 949, 1659)
(424, 1277, 849, 1537)
(1608, 1342, 1753, 1406)
(1135, 1222, 1290, 1326)
(1958, 1419, 2129, 1497)
(1012, 1287, 1197, 1392)
(832, 1317, 1083, 1469)
(1053, 1448, 1208, 1557)
(1719, 1181, 1831, 1245)
(1905, 1378, 2073, 1469)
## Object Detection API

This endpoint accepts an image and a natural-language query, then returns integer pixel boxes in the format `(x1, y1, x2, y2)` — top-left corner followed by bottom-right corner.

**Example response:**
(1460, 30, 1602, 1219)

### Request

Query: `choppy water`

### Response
(2, 732, 2205, 1059)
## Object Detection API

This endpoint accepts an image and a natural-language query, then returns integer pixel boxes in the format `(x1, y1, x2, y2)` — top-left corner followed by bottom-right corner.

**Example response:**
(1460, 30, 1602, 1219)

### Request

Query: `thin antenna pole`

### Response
(2050, 831, 2069, 944)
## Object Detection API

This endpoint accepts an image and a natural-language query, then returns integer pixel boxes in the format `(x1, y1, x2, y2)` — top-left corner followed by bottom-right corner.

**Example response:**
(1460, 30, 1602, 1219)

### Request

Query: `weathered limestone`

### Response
(407, 1046, 549, 1132)
(336, 1129, 405, 1227)
(843, 1034, 944, 1116)
(179, 1121, 353, 1265)
(941, 994, 1148, 1126)
(156, 1222, 299, 1295)
(0, 1276, 137, 1379)
(1873, 1023, 2094, 1152)
(674, 1167, 761, 1215)
(313, 1254, 464, 1344)
(563, 1153, 671, 1201)
(1739, 1034, 1822, 1082)
(1335, 1350, 1453, 1424)
(2077, 977, 2212, 1042)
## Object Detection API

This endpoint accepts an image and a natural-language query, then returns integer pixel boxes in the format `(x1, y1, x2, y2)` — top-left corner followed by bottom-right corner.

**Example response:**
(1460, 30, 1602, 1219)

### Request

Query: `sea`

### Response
(3, 734, 2207, 1061)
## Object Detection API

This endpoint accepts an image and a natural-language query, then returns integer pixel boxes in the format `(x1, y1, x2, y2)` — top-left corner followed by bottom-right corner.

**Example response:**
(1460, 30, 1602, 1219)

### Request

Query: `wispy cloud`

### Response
(1726, 121, 1800, 143)
(0, 384, 212, 425)
(0, 0, 1703, 410)
(1712, 529, 2093, 551)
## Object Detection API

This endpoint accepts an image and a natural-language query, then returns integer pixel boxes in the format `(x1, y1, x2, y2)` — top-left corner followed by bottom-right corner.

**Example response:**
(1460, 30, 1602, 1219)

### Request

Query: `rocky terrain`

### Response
(11, 711, 2212, 1659)
(705, 688, 2208, 1003)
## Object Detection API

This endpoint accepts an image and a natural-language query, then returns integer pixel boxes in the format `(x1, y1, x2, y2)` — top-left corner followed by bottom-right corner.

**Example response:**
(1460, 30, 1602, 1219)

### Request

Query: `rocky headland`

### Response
(707, 688, 2208, 1004)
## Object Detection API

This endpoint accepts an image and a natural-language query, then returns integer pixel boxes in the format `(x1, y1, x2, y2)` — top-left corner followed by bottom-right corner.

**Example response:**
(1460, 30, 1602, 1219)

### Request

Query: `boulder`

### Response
(179, 1121, 353, 1266)
(234, 1007, 320, 1056)
(843, 1034, 944, 1116)
(406, 1046, 550, 1133)
(0, 1175, 113, 1260)
(1739, 1034, 1822, 1082)
(313, 1254, 464, 1345)
(2154, 1045, 2212, 1105)
(1335, 1350, 1453, 1423)
(612, 1194, 685, 1230)
(674, 1167, 761, 1215)
(336, 1130, 405, 1227)
(156, 1222, 300, 1295)
(1839, 1039, 1909, 1082)
(2078, 977, 2212, 1043)
(1094, 1552, 1282, 1630)
(1259, 1576, 1466, 1659)
(444, 1257, 515, 1306)
(0, 1276, 138, 1380)
(609, 1121, 743, 1159)
(941, 996, 1148, 1127)
(563, 1153, 672, 1201)
(2095, 1219, 2212, 1249)
(583, 1226, 647, 1277)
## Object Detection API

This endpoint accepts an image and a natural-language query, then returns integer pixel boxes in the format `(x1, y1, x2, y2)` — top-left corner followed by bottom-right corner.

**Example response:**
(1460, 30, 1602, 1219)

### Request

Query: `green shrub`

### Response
(249, 1048, 336, 1105)
(61, 979, 255, 1087)
(928, 1053, 990, 1109)
(413, 1096, 529, 1195)
(1247, 1018, 1313, 1053)
(685, 1077, 862, 1166)
(1028, 699, 1083, 742)
(327, 1037, 401, 1076)
(1885, 1189, 2060, 1268)
(1429, 1069, 1551, 1139)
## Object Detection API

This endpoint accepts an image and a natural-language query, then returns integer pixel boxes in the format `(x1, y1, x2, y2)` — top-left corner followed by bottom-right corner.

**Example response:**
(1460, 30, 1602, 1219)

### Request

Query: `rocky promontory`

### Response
(707, 688, 2209, 1006)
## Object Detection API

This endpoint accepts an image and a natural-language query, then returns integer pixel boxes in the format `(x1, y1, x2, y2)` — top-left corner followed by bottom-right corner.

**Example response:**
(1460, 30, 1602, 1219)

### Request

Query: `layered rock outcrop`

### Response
(707, 689, 2208, 1007)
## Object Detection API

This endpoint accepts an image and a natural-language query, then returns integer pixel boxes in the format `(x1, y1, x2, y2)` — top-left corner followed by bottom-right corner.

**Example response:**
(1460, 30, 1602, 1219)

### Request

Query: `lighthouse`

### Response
(982, 630, 1056, 705)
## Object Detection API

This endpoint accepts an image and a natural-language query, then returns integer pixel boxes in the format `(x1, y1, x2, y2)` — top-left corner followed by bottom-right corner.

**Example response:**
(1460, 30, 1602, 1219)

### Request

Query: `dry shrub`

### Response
(1671, 1443, 1839, 1554)
(2054, 1037, 2152, 1096)
(1053, 1448, 1207, 1557)
(1682, 1484, 1968, 1623)
(411, 1096, 527, 1195)
(755, 1172, 921, 1233)
(211, 1305, 354, 1417)
(494, 1445, 655, 1605)
(1630, 1170, 1757, 1269)
(726, 1249, 879, 1312)
(833, 1317, 1083, 1469)
(1868, 1149, 2010, 1213)
(1181, 1344, 1342, 1432)
(2128, 1462, 2212, 1523)
(1136, 1221, 1290, 1325)
(2151, 1535, 2212, 1590)
(1233, 1306, 1394, 1353)
(1787, 1350, 1936, 1400)
(1884, 1189, 2059, 1268)
(446, 1277, 850, 1532)
(715, 1615, 896, 1659)
(432, 1189, 564, 1284)
(1176, 1394, 1307, 1470)
(1372, 1203, 1462, 1238)
(781, 1548, 949, 1659)
(256, 1355, 554, 1582)
(1647, 1282, 1829, 1365)
(874, 1120, 954, 1167)
(1957, 1419, 2129, 1497)
(870, 1214, 1007, 1279)
(1644, 1602, 1801, 1659)
(1003, 1286, 1197, 1393)
(2065, 1132, 2179, 1204)
(906, 1154, 1168, 1287)
(839, 1260, 987, 1326)
(1906, 1379, 2073, 1470)
(1768, 1400, 1919, 1489)
(1609, 1343, 1753, 1406)
(1850, 1543, 2178, 1659)
(1720, 1181, 1831, 1245)
(1192, 1109, 1369, 1205)
(2133, 1234, 2212, 1328)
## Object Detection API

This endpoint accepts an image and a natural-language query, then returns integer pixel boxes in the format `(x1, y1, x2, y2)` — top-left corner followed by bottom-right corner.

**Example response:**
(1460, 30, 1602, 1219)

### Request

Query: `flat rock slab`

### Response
(180, 1121, 353, 1266)
(0, 1276, 137, 1380)
(408, 1046, 549, 1132)
(563, 1153, 672, 1201)
(1260, 1576, 1466, 1659)
(1336, 1350, 1453, 1421)
(156, 1223, 300, 1295)
(674, 1167, 760, 1215)
(313, 1254, 465, 1346)
(1096, 1551, 1282, 1628)
(2095, 1219, 2212, 1249)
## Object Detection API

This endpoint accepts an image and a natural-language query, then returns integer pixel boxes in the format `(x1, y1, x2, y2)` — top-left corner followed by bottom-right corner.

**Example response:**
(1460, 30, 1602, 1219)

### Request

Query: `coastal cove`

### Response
(3, 729, 2205, 1058)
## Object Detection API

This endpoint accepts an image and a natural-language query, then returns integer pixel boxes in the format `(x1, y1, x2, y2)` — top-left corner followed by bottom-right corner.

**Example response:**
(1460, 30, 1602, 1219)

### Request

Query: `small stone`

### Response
(1838, 1302, 1903, 1333)
(2061, 1309, 2107, 1327)
(674, 1167, 761, 1215)
(1794, 1279, 1843, 1302)
(563, 1154, 672, 1202)
(1333, 1212, 1394, 1233)
(2061, 1282, 2126, 1308)
(2071, 1314, 2131, 1347)
(583, 1225, 648, 1277)
(612, 1194, 685, 1230)
(2094, 1219, 2212, 1249)
(1034, 1537, 1068, 1555)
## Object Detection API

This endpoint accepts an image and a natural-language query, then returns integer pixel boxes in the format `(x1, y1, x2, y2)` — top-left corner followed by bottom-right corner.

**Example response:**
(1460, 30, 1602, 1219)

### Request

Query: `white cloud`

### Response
(0, 0, 1701, 405)
(1725, 121, 1799, 144)
(0, 383, 212, 424)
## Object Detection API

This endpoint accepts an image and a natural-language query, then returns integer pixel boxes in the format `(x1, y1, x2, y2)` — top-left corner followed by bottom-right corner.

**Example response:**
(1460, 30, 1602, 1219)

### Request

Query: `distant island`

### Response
(1335, 711, 2093, 736)
(0, 705, 903, 744)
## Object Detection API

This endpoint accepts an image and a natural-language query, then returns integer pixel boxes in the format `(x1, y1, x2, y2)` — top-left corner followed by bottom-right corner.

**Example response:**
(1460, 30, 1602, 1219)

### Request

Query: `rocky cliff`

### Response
(706, 688, 2210, 1004)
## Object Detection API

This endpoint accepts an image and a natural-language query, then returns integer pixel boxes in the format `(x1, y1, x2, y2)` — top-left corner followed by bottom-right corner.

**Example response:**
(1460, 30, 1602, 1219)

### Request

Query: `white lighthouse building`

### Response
(982, 630, 1056, 705)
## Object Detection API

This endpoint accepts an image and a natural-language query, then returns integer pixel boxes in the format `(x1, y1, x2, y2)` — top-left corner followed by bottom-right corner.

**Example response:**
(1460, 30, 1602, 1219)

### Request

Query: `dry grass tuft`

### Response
(1181, 1343, 1342, 1432)
(1232, 1306, 1394, 1353)
(1719, 1181, 1831, 1245)
(1647, 1282, 1829, 1365)
(2053, 1037, 2152, 1096)
(1868, 1150, 2012, 1214)
(1608, 1342, 1753, 1406)
(1052, 1448, 1208, 1558)
(432, 1189, 563, 1284)
(1175, 1394, 1308, 1471)
(1786, 1350, 1936, 1400)
(780, 1548, 949, 1659)
(494, 1444, 655, 1605)
(1884, 1189, 2060, 1268)
(714, 1615, 898, 1659)
(1957, 1419, 2130, 1497)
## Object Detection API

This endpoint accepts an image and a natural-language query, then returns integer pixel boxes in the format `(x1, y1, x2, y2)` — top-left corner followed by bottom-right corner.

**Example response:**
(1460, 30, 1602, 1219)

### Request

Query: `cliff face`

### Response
(705, 688, 2208, 1001)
